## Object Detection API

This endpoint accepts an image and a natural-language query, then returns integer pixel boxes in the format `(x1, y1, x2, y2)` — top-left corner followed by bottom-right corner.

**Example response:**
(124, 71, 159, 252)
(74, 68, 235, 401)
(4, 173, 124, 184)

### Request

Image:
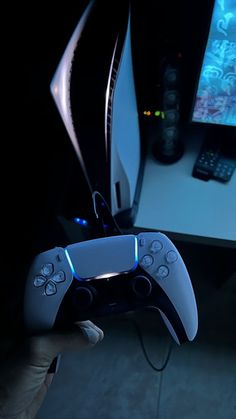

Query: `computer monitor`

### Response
(191, 0, 236, 127)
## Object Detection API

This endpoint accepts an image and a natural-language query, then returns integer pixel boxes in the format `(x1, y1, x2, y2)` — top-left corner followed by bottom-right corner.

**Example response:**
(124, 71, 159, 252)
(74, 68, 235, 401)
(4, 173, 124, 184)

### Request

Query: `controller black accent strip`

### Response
(56, 269, 189, 344)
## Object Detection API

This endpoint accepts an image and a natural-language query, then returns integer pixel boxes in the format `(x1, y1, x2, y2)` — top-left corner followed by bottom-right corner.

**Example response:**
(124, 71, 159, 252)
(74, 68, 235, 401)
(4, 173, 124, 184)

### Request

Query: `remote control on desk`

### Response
(212, 157, 236, 183)
(192, 141, 236, 183)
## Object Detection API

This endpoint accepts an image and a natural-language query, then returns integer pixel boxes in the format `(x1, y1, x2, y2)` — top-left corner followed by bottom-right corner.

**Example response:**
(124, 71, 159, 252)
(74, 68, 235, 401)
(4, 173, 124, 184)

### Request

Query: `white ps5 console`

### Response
(50, 0, 143, 227)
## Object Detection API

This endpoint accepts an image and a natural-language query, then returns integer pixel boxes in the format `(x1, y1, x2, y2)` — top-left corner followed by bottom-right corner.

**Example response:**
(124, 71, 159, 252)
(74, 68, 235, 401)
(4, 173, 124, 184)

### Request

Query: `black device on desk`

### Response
(192, 135, 236, 183)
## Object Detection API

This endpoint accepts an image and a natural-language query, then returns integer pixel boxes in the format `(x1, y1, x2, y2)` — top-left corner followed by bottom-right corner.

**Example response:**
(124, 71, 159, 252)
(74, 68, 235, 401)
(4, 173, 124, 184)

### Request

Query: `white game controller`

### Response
(24, 232, 198, 344)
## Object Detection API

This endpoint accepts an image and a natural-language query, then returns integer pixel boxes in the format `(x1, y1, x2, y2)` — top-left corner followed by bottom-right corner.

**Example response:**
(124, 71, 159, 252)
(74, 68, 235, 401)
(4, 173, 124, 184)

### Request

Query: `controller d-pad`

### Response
(166, 250, 178, 263)
(156, 265, 169, 279)
(51, 271, 65, 283)
(40, 263, 54, 277)
(150, 240, 163, 253)
(141, 254, 154, 268)
(45, 281, 57, 296)
(34, 275, 47, 287)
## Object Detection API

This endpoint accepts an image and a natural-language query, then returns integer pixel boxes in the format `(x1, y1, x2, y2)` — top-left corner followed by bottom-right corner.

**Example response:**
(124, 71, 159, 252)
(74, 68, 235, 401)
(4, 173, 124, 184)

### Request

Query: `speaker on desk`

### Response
(152, 55, 184, 164)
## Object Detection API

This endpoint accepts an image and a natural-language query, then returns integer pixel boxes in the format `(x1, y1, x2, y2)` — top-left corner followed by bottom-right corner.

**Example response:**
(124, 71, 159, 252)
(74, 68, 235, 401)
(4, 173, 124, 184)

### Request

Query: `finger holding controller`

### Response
(0, 321, 104, 419)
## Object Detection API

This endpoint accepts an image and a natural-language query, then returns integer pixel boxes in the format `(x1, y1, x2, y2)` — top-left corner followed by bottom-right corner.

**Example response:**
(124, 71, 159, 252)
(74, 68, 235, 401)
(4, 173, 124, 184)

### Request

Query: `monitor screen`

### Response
(192, 0, 236, 127)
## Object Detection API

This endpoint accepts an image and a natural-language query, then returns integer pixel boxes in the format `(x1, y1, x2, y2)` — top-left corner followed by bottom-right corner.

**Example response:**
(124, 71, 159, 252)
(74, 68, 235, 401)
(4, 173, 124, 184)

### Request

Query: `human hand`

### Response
(0, 321, 104, 419)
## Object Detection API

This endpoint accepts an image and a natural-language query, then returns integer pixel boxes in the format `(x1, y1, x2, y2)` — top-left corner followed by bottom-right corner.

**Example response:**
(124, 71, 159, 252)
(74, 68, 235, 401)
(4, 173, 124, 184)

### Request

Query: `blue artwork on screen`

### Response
(192, 0, 236, 126)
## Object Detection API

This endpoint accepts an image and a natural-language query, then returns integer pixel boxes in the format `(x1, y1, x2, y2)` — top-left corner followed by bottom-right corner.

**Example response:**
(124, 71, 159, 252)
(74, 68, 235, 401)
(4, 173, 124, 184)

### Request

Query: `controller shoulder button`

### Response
(33, 275, 47, 287)
(156, 265, 169, 279)
(150, 240, 163, 253)
(45, 281, 57, 296)
(40, 263, 54, 277)
(140, 254, 154, 268)
(166, 250, 178, 263)
(51, 271, 65, 283)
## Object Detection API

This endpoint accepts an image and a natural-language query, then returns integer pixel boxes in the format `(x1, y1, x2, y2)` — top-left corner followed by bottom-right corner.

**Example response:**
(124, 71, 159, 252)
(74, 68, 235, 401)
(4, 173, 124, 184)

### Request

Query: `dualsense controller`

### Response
(24, 232, 198, 344)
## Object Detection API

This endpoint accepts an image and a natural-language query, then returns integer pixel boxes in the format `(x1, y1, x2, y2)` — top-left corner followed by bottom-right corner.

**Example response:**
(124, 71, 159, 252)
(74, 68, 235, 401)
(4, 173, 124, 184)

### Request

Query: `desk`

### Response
(135, 124, 236, 248)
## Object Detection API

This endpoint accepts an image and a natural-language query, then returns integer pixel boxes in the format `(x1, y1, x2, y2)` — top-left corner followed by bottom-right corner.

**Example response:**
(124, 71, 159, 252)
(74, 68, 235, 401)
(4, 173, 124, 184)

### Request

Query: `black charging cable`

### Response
(92, 190, 122, 236)
(131, 320, 173, 372)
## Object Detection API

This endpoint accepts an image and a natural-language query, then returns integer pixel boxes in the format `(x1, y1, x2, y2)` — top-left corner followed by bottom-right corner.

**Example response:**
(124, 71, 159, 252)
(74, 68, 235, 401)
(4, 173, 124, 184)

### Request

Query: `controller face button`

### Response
(40, 263, 54, 277)
(156, 265, 169, 279)
(33, 275, 47, 287)
(166, 250, 178, 263)
(51, 271, 65, 283)
(150, 240, 163, 253)
(45, 281, 57, 296)
(140, 254, 154, 268)
(132, 275, 152, 298)
(75, 287, 94, 310)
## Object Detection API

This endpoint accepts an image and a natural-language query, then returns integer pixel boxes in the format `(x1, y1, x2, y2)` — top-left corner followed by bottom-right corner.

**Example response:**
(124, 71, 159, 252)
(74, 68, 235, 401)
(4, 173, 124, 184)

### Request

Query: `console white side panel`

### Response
(110, 14, 141, 215)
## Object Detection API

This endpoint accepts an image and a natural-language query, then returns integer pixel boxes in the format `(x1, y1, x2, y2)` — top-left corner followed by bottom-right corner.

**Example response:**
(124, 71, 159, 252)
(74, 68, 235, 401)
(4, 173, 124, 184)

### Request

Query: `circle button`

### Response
(166, 251, 178, 264)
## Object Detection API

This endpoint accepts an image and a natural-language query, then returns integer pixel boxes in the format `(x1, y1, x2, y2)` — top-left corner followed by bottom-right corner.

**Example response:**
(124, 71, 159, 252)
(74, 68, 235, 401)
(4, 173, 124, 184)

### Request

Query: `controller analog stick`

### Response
(132, 275, 152, 298)
(75, 286, 94, 310)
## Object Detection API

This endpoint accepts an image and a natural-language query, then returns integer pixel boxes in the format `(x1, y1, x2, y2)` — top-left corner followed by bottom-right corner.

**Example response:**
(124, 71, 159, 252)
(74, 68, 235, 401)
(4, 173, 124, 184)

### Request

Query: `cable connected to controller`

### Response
(91, 190, 173, 372)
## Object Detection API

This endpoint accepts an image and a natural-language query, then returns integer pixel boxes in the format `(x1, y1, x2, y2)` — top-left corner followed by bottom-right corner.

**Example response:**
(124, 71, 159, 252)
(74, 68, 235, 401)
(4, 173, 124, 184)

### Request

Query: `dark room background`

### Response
(1, 0, 217, 331)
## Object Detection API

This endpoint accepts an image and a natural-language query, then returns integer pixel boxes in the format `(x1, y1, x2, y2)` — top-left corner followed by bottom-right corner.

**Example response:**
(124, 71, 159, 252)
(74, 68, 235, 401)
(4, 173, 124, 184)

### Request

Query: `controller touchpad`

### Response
(66, 235, 138, 280)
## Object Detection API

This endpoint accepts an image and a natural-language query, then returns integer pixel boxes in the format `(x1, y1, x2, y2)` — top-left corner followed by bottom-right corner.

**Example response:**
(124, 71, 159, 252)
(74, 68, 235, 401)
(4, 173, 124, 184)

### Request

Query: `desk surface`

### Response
(135, 125, 236, 247)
